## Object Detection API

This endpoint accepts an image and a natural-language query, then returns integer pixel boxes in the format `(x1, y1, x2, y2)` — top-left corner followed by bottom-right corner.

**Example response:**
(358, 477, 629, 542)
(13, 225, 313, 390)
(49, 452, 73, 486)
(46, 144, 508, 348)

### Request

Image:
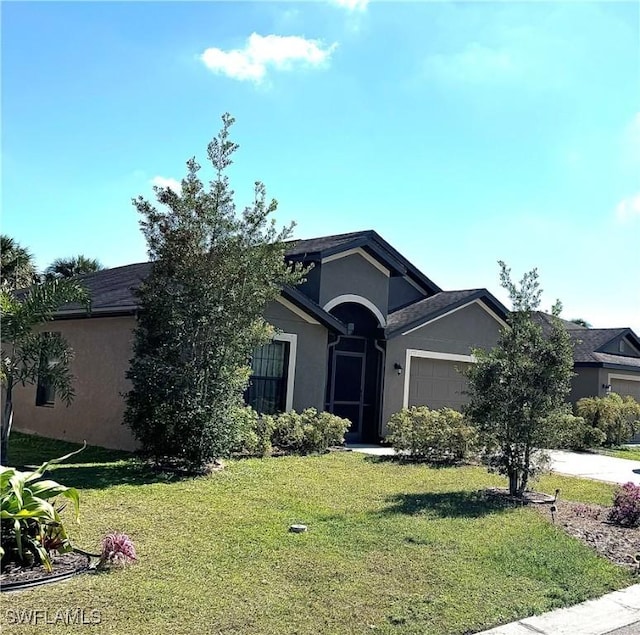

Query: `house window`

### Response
(246, 335, 296, 415)
(35, 333, 58, 407)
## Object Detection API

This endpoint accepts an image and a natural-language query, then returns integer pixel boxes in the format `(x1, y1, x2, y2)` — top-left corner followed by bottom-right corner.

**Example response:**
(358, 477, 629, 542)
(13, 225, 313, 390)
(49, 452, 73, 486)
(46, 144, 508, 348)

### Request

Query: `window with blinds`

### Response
(246, 340, 290, 414)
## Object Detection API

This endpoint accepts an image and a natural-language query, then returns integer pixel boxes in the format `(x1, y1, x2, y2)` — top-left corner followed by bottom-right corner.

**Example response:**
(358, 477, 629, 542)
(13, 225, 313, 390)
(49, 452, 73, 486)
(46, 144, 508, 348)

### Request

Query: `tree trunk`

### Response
(1, 383, 14, 465)
(508, 469, 518, 497)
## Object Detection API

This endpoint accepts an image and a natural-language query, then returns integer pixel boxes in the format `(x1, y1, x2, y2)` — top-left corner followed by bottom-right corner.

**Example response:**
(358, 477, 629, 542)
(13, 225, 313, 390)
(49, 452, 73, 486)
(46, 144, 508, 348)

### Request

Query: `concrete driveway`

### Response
(547, 450, 640, 486)
(348, 445, 640, 486)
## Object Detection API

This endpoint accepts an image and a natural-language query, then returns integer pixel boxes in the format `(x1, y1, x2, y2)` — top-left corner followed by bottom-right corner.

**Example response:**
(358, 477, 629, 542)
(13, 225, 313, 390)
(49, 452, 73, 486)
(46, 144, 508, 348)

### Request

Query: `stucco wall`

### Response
(12, 316, 138, 451)
(381, 302, 502, 433)
(11, 299, 329, 452)
(569, 367, 601, 404)
(388, 276, 425, 312)
(263, 300, 329, 412)
(318, 253, 389, 320)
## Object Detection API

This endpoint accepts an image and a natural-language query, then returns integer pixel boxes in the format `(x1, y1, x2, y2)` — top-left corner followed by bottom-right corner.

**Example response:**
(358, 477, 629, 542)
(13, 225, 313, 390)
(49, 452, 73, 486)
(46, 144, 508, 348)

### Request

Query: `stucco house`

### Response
(12, 230, 640, 450)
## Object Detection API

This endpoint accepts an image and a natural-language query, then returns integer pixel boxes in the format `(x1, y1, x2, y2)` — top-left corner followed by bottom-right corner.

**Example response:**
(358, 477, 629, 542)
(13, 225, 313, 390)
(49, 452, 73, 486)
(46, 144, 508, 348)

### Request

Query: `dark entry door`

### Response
(330, 350, 366, 439)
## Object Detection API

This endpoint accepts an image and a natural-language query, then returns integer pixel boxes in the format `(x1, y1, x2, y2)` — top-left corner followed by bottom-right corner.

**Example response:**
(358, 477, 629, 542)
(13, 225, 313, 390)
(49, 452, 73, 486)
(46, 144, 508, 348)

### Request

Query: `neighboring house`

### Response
(534, 313, 640, 404)
(11, 230, 640, 450)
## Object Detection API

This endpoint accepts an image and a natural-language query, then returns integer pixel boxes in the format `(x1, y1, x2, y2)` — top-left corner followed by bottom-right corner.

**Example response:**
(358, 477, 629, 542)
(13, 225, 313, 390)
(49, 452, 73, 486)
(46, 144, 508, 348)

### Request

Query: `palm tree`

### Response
(45, 255, 104, 279)
(1, 235, 37, 289)
(1, 278, 88, 462)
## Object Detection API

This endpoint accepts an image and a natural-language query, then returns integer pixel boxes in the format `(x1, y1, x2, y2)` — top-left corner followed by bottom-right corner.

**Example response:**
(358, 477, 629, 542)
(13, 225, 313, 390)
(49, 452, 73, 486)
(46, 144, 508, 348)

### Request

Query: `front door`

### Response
(329, 349, 366, 440)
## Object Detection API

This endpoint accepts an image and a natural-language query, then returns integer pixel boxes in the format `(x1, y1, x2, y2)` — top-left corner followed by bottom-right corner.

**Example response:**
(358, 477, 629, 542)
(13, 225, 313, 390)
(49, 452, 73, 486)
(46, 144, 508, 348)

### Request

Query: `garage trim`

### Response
(402, 349, 475, 408)
(608, 373, 640, 383)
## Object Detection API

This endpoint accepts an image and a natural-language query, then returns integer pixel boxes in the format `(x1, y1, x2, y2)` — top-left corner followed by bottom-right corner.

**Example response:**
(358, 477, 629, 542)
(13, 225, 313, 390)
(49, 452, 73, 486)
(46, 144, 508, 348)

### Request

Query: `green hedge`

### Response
(233, 407, 351, 456)
(386, 406, 477, 463)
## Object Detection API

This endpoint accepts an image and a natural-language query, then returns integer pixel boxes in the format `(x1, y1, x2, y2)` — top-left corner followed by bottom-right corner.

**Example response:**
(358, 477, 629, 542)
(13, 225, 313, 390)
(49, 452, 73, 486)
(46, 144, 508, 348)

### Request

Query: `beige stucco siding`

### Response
(381, 301, 503, 434)
(12, 316, 138, 451)
(263, 300, 329, 413)
(11, 299, 329, 452)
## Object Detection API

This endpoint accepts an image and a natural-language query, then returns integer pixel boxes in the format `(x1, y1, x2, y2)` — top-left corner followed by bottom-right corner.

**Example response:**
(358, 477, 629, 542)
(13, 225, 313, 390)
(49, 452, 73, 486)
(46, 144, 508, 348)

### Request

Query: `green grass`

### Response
(596, 446, 640, 462)
(1, 434, 633, 635)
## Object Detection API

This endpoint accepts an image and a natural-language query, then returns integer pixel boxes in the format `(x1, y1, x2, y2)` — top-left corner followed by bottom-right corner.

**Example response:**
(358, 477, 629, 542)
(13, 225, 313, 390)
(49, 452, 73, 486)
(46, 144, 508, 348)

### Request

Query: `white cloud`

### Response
(200, 33, 338, 83)
(331, 0, 369, 11)
(151, 176, 181, 193)
(615, 193, 640, 223)
(427, 43, 518, 85)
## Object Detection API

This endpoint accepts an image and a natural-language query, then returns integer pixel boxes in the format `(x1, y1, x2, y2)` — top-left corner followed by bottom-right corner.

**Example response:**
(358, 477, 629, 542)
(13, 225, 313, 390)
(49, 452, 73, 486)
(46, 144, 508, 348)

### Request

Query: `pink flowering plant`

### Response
(608, 482, 640, 528)
(97, 532, 137, 570)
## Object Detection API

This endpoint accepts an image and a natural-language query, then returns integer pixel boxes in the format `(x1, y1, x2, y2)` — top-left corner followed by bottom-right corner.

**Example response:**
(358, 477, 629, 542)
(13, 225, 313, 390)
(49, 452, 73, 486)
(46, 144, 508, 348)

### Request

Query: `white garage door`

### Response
(610, 377, 640, 402)
(408, 357, 470, 411)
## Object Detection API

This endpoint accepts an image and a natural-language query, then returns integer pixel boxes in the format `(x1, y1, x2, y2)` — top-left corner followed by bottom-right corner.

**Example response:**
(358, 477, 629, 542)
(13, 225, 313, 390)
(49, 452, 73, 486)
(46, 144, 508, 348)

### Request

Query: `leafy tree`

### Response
(124, 114, 306, 469)
(570, 317, 591, 328)
(1, 279, 88, 463)
(464, 262, 575, 497)
(45, 255, 103, 279)
(576, 393, 640, 446)
(1, 235, 37, 289)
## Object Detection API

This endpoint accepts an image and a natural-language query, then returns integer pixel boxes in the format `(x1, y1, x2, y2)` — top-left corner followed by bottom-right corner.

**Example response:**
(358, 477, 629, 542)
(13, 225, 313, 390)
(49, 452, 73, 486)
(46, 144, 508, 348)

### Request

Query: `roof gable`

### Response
(286, 230, 441, 295)
(570, 328, 640, 362)
(385, 289, 509, 338)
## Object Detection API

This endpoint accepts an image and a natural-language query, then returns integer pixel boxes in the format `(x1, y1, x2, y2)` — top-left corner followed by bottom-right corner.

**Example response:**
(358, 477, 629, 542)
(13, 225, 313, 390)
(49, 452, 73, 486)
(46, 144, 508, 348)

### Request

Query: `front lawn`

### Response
(597, 446, 640, 462)
(1, 434, 633, 635)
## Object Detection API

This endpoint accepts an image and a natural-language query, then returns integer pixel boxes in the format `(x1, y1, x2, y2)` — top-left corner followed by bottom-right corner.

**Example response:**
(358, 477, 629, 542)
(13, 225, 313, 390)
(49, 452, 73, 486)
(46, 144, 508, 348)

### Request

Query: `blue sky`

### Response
(2, 1, 639, 331)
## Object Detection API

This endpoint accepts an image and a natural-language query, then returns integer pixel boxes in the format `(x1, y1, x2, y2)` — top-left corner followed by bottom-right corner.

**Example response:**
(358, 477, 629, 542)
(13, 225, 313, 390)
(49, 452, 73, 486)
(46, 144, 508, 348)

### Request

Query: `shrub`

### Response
(231, 406, 274, 457)
(98, 532, 137, 569)
(545, 411, 606, 450)
(576, 393, 640, 446)
(268, 408, 350, 455)
(386, 406, 476, 463)
(608, 482, 640, 527)
(0, 446, 83, 571)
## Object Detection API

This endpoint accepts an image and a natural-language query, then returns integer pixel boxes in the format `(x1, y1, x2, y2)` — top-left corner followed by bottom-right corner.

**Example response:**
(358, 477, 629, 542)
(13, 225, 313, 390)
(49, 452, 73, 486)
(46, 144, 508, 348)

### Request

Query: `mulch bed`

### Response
(484, 488, 639, 571)
(533, 500, 640, 570)
(1, 552, 91, 592)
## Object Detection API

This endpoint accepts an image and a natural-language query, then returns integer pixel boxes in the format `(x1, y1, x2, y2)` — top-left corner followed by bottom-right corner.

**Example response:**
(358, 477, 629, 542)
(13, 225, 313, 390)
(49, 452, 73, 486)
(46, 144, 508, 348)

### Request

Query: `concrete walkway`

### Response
(547, 450, 640, 486)
(475, 584, 640, 635)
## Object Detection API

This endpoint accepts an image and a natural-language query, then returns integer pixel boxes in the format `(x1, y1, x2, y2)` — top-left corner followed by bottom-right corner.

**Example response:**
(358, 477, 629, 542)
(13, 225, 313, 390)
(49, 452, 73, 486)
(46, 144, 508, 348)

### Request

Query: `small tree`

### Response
(0, 279, 88, 463)
(124, 114, 306, 469)
(464, 262, 575, 497)
(45, 255, 103, 279)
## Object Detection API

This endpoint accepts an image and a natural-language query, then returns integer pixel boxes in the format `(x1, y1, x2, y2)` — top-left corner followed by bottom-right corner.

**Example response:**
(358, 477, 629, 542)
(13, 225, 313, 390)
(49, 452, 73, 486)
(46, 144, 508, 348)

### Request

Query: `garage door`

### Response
(408, 357, 470, 411)
(610, 377, 640, 402)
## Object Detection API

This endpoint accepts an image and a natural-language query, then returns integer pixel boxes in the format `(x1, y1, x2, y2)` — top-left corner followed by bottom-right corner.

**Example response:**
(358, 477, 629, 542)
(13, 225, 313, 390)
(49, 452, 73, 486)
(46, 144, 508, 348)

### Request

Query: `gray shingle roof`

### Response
(533, 312, 588, 332)
(57, 262, 151, 314)
(534, 314, 640, 370)
(50, 261, 346, 332)
(569, 328, 629, 363)
(285, 231, 373, 257)
(592, 352, 640, 368)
